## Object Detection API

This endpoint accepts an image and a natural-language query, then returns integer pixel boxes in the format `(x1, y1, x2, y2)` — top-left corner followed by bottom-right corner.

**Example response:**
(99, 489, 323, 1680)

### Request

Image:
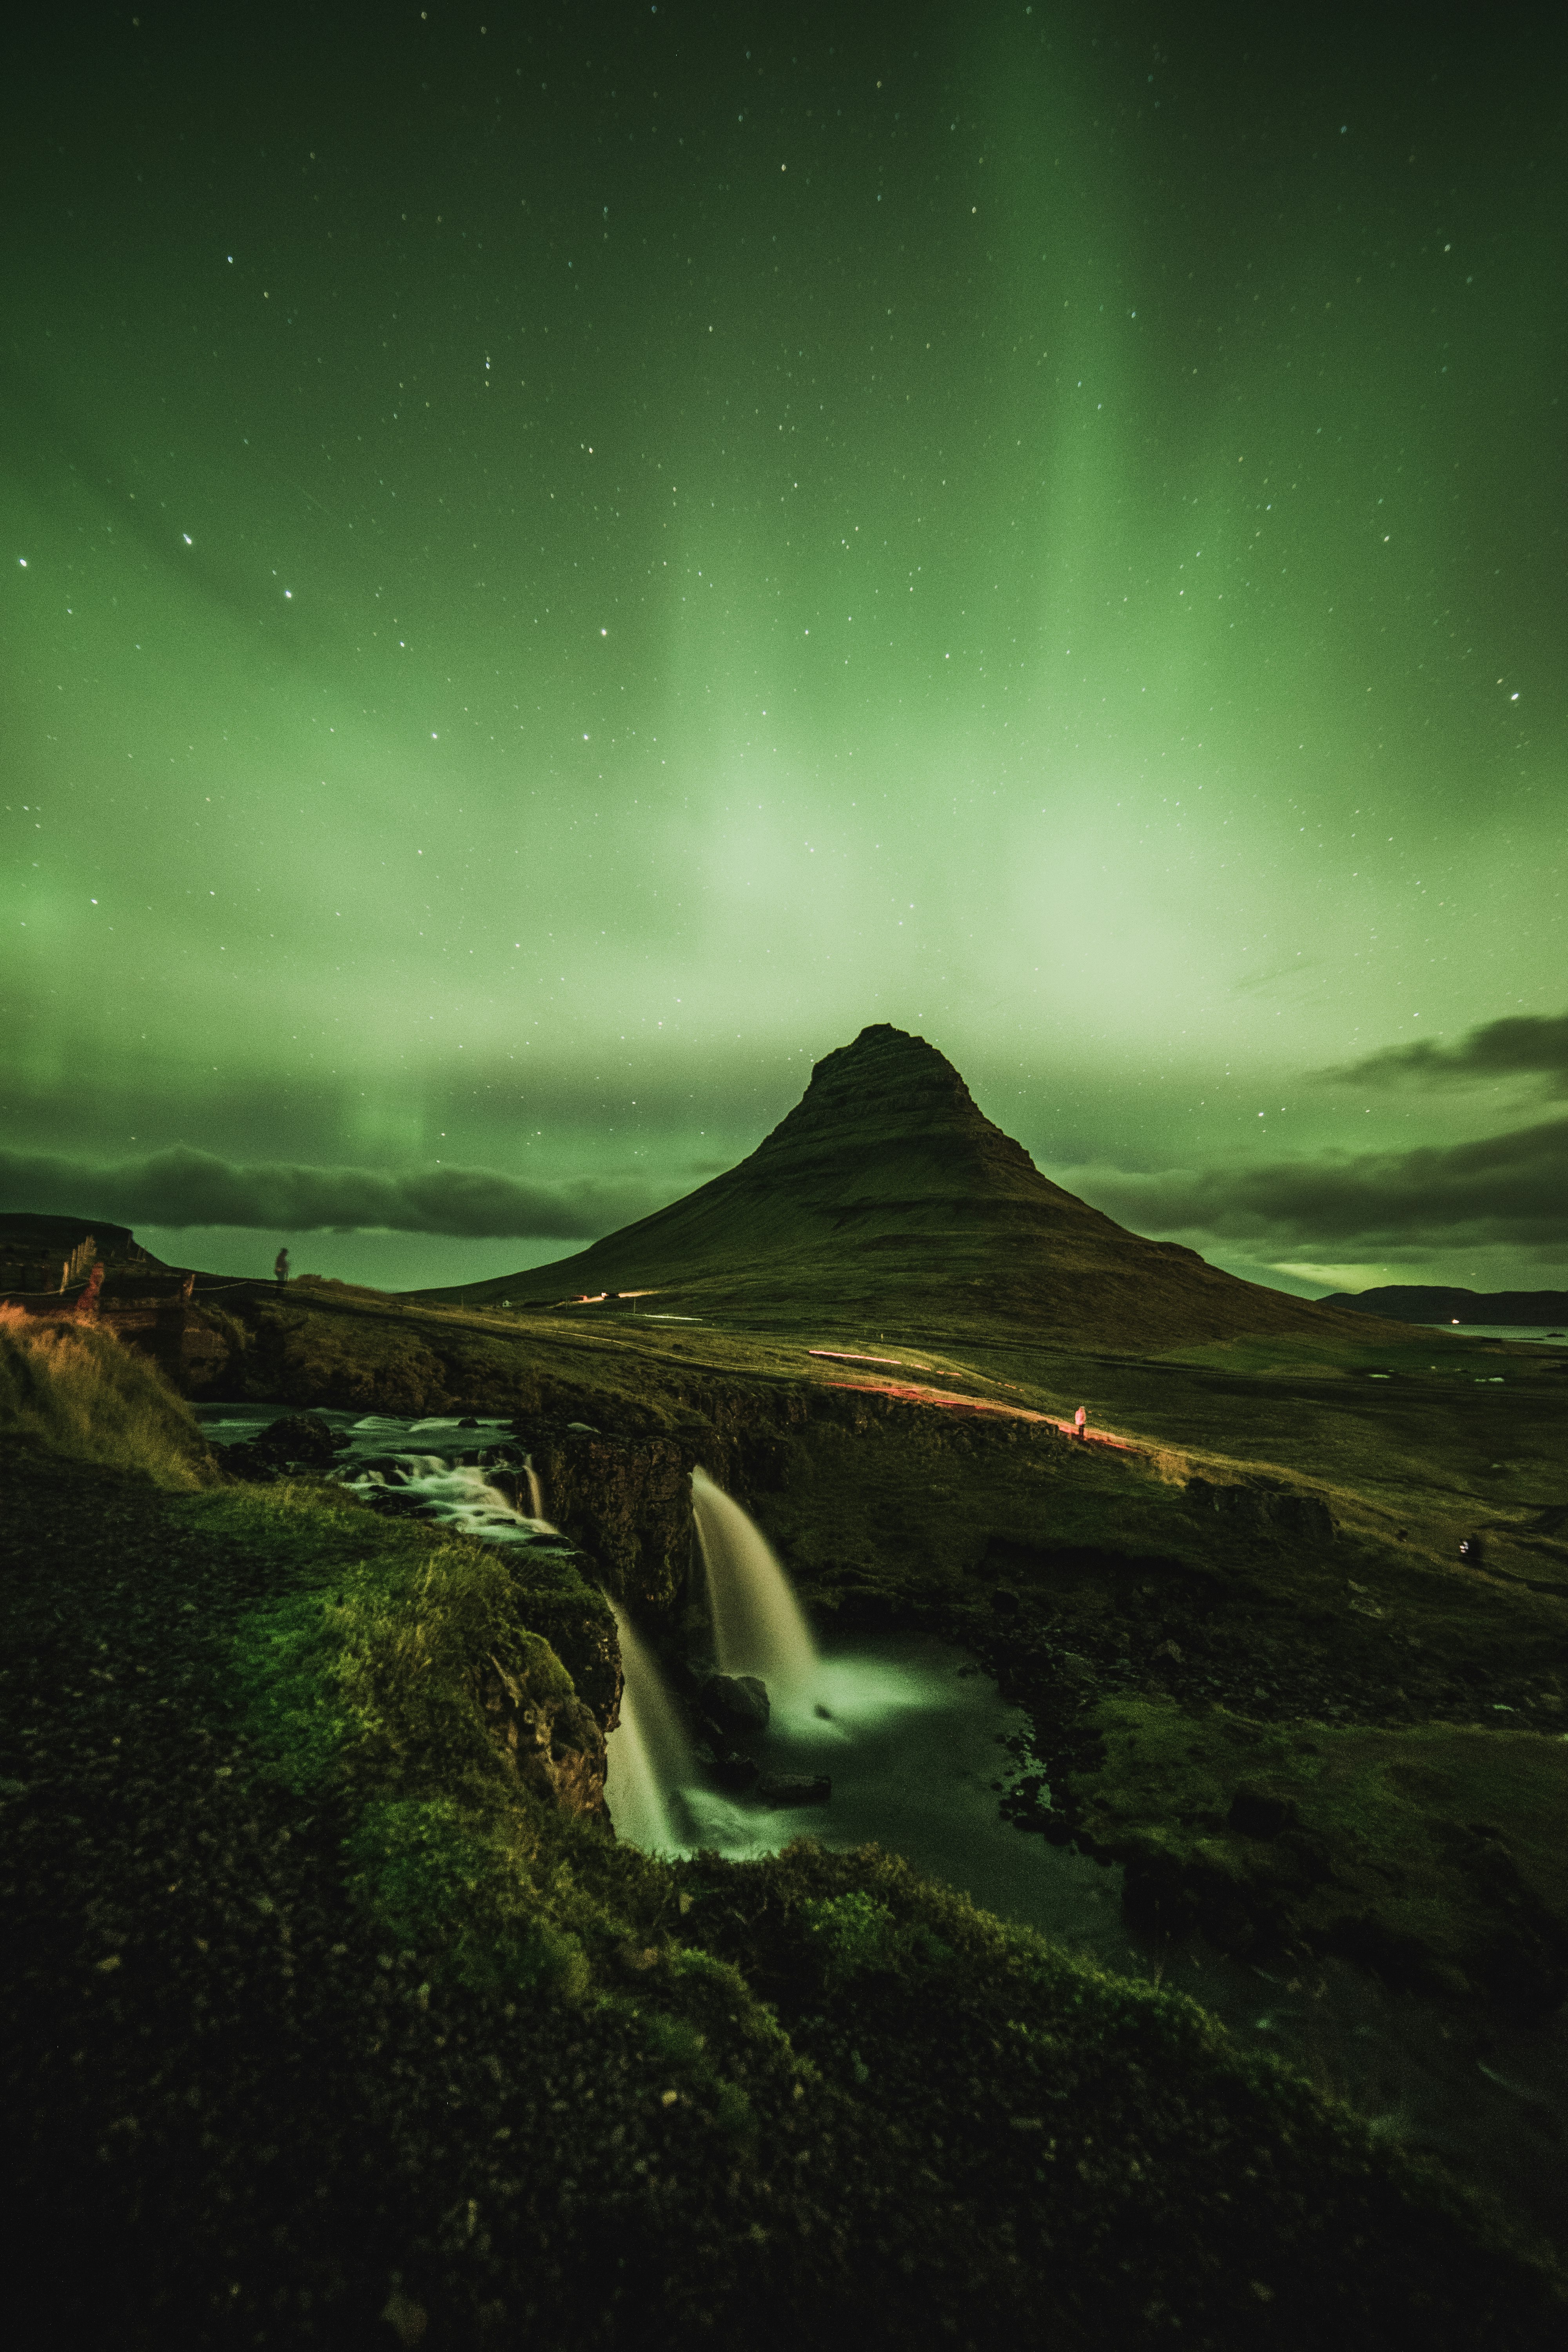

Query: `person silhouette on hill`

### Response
(1074, 1406, 1088, 1439)
(274, 1249, 290, 1287)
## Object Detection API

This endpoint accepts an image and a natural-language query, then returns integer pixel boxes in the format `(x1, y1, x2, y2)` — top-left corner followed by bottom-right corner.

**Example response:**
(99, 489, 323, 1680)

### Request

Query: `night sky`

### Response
(4, 3, 1564, 1296)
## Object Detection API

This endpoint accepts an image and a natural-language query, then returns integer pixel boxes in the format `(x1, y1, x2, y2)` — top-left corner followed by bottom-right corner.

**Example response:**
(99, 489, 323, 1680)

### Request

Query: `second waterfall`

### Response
(690, 1465, 819, 1693)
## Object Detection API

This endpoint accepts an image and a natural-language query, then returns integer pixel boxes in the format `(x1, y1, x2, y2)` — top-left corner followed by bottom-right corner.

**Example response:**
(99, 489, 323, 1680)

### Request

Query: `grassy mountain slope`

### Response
(412, 1025, 1413, 1351)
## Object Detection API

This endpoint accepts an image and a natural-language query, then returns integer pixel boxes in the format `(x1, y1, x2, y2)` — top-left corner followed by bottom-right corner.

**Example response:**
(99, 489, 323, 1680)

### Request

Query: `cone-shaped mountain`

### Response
(429, 1025, 1365, 1347)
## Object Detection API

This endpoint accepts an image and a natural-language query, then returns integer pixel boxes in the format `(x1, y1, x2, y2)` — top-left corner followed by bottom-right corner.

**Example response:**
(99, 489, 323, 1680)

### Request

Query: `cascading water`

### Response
(526, 1462, 546, 1522)
(604, 1602, 694, 1853)
(690, 1466, 819, 1692)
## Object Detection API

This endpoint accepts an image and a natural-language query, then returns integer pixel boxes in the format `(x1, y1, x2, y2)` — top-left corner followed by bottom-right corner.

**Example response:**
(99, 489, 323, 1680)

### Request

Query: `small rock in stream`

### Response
(756, 1774, 831, 1807)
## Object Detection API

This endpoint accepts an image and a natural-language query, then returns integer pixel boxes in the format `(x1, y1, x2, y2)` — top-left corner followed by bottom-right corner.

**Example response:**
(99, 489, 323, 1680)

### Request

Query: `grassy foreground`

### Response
(3, 1330, 1567, 2344)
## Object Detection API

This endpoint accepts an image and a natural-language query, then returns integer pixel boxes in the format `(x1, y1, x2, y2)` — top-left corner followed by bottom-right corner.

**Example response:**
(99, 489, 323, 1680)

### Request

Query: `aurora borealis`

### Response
(3, 4, 1563, 1295)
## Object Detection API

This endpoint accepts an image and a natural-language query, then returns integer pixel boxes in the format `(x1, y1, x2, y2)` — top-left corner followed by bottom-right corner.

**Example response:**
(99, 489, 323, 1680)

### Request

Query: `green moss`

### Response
(799, 1887, 955, 1989)
(344, 1795, 590, 2000)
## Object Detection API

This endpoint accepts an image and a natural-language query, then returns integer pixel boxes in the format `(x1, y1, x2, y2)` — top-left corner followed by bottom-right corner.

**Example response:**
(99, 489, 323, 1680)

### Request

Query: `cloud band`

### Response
(0, 1145, 661, 1240)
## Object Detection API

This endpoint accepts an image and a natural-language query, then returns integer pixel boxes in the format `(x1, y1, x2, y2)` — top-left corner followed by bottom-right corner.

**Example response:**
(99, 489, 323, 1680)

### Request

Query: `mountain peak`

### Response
(753, 1023, 1034, 1186)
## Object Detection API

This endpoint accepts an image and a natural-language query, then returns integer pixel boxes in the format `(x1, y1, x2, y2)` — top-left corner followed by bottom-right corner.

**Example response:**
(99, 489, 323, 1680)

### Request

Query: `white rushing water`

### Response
(327, 1419, 561, 1545)
(691, 1464, 820, 1693)
(603, 1602, 695, 1855)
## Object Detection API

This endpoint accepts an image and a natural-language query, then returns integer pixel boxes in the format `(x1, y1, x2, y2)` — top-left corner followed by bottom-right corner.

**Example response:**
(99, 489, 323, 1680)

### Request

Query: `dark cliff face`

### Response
(523, 1428, 695, 1617)
(502, 1554, 624, 1733)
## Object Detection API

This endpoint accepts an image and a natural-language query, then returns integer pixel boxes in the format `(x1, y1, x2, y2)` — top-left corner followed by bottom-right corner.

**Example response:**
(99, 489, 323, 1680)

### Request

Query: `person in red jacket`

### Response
(1074, 1406, 1087, 1438)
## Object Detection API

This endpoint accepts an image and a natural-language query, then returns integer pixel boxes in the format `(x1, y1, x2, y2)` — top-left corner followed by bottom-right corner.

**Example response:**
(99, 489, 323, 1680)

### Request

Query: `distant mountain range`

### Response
(415, 1024, 1412, 1351)
(1319, 1285, 1568, 1326)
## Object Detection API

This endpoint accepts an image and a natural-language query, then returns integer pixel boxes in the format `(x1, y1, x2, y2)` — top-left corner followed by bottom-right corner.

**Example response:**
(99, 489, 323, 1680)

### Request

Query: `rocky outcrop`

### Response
(520, 1423, 695, 1615)
(503, 1551, 624, 1735)
(475, 1631, 609, 1823)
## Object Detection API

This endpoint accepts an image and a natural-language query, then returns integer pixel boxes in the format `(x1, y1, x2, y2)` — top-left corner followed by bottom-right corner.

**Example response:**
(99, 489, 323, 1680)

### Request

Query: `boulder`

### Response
(222, 1411, 347, 1481)
(701, 1672, 770, 1732)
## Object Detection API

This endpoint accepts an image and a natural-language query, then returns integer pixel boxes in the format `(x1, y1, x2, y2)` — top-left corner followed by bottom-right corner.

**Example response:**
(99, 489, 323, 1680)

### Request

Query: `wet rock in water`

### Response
(711, 1749, 760, 1790)
(362, 1489, 431, 1519)
(701, 1671, 770, 1731)
(757, 1773, 831, 1807)
(457, 1415, 481, 1428)
(223, 1411, 347, 1480)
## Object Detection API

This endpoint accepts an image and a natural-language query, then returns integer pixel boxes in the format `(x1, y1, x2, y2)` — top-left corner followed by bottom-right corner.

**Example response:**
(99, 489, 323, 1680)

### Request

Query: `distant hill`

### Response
(413, 1024, 1406, 1351)
(1319, 1285, 1568, 1326)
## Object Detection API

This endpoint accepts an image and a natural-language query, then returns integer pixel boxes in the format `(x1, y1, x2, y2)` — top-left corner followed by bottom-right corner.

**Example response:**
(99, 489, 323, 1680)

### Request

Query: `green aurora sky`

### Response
(3, 2, 1564, 1297)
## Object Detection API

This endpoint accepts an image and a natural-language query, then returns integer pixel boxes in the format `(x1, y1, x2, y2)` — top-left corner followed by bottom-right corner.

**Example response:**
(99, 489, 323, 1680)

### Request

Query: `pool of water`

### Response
(650, 1632, 1129, 1958)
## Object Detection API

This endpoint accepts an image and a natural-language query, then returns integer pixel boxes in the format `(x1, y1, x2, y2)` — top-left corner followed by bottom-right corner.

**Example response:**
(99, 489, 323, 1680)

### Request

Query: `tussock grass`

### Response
(0, 1305, 214, 1488)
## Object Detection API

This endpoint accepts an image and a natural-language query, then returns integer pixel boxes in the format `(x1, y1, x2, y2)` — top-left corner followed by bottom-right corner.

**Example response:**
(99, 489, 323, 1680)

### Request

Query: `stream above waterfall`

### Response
(195, 1402, 1568, 2252)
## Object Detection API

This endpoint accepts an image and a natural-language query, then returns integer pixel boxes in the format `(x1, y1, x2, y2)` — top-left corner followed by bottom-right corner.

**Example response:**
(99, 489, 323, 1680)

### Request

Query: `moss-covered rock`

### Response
(1071, 1698, 1568, 2009)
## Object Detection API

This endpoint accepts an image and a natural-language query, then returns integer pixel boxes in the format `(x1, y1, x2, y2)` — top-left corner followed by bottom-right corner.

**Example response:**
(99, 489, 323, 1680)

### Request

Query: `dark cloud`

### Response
(1325, 1009, 1568, 1093)
(1080, 1117, 1568, 1249)
(0, 1147, 666, 1240)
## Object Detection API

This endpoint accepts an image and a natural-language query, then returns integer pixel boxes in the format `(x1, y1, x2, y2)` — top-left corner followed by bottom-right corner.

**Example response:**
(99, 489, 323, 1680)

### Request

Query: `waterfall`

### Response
(691, 1466, 819, 1692)
(604, 1602, 693, 1853)
(525, 1461, 546, 1522)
